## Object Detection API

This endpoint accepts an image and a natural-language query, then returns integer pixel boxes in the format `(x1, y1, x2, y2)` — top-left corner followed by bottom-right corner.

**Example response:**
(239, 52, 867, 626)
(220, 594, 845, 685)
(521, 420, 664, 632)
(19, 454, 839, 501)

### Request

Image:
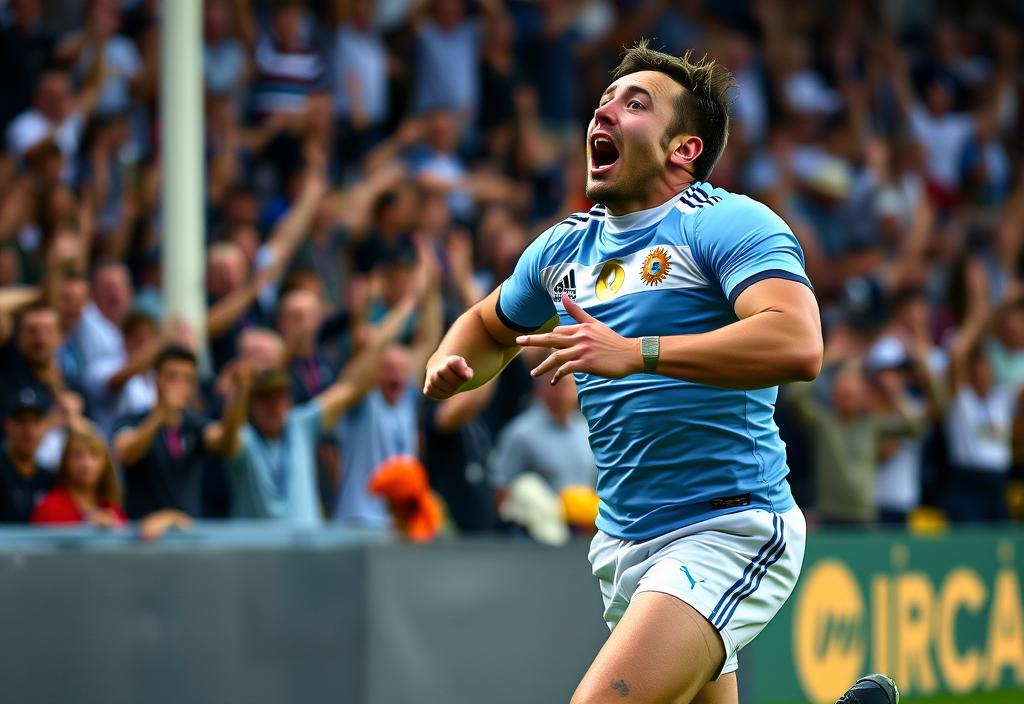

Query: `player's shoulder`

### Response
(527, 205, 605, 266)
(689, 183, 791, 238)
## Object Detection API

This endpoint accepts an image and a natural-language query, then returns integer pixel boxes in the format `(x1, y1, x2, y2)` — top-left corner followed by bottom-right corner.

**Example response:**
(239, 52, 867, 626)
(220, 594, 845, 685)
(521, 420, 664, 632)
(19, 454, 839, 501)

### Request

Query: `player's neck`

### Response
(602, 178, 696, 217)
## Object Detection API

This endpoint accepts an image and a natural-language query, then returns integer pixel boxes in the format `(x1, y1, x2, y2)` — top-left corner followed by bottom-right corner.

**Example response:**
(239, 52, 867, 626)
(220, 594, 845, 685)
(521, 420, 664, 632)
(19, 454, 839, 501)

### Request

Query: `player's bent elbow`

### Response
(790, 342, 823, 382)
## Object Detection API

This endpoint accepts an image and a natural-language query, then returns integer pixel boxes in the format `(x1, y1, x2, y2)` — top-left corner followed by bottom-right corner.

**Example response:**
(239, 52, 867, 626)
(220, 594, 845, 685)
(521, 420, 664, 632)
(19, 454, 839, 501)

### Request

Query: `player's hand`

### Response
(423, 355, 474, 400)
(517, 297, 641, 383)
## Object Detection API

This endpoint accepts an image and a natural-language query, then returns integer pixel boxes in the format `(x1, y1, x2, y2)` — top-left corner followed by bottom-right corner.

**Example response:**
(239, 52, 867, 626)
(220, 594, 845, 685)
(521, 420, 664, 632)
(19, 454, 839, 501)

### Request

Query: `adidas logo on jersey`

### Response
(553, 270, 577, 302)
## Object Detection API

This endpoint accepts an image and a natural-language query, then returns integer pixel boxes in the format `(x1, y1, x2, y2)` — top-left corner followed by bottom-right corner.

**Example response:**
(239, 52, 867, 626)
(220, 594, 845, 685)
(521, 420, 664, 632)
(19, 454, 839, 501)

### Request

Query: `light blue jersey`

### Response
(497, 182, 810, 540)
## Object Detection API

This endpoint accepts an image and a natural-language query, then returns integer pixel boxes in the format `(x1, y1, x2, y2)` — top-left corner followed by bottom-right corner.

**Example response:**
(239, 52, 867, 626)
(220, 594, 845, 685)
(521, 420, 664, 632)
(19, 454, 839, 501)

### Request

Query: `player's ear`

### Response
(668, 135, 702, 171)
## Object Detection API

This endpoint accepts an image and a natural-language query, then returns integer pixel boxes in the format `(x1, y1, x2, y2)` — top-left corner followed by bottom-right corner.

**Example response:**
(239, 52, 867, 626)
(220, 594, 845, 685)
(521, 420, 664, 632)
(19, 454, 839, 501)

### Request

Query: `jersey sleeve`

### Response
(495, 226, 558, 332)
(692, 195, 811, 307)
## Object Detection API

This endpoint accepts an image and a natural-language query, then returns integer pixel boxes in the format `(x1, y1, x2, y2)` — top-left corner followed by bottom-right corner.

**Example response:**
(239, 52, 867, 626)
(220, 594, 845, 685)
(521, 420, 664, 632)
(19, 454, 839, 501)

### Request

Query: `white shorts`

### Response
(588, 506, 806, 676)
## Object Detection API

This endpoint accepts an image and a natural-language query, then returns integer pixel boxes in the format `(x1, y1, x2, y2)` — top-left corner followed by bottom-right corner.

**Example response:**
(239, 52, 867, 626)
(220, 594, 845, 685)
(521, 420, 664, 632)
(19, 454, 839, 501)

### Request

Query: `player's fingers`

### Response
(551, 360, 584, 384)
(424, 373, 459, 399)
(530, 348, 579, 377)
(432, 366, 466, 391)
(423, 367, 462, 397)
(516, 332, 572, 349)
(562, 296, 597, 324)
(552, 324, 582, 335)
(445, 355, 474, 381)
(422, 382, 453, 400)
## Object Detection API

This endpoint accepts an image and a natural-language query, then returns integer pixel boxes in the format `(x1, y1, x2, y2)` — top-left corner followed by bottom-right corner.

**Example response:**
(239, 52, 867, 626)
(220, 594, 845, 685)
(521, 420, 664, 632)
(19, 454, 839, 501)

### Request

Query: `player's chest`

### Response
(539, 242, 707, 309)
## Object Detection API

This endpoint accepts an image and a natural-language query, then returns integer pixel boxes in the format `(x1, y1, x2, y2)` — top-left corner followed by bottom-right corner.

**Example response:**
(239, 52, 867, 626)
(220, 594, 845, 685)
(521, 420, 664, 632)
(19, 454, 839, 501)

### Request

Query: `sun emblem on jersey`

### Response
(595, 259, 625, 301)
(640, 247, 671, 286)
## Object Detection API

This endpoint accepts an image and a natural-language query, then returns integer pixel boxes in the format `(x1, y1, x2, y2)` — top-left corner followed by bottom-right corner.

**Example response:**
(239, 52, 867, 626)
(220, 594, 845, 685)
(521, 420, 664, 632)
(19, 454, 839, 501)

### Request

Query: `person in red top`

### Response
(32, 423, 126, 527)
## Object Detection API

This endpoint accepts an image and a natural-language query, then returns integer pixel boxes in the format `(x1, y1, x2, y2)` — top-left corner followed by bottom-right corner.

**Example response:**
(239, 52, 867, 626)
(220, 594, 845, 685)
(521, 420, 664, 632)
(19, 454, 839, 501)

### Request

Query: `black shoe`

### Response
(836, 674, 899, 704)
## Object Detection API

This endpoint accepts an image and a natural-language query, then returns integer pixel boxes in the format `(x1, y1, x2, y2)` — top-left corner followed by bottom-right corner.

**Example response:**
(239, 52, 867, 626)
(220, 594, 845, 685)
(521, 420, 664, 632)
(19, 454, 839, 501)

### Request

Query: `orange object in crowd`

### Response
(368, 456, 444, 543)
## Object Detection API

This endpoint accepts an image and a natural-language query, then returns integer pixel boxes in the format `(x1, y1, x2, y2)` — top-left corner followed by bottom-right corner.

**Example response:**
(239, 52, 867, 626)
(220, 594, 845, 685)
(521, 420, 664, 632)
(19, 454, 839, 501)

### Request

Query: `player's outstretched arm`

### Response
(519, 278, 822, 390)
(424, 287, 555, 400)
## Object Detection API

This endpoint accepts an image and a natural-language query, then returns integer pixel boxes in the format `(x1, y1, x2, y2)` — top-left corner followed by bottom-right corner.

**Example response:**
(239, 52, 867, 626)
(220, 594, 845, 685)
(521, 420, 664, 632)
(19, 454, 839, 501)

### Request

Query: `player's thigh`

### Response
(692, 672, 737, 704)
(571, 591, 725, 704)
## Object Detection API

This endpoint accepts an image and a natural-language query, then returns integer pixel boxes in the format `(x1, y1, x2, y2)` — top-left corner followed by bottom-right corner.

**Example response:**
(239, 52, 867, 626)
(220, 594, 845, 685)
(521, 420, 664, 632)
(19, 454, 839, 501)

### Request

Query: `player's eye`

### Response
(628, 99, 645, 110)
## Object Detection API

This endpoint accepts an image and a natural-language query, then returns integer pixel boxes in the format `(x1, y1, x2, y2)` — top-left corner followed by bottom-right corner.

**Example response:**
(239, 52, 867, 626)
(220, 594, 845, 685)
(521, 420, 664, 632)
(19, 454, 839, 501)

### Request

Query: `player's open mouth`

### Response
(590, 134, 620, 176)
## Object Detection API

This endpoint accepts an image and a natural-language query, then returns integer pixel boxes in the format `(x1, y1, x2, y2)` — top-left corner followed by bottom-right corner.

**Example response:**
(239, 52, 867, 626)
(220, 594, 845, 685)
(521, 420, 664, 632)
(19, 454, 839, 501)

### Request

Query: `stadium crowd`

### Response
(0, 0, 1021, 541)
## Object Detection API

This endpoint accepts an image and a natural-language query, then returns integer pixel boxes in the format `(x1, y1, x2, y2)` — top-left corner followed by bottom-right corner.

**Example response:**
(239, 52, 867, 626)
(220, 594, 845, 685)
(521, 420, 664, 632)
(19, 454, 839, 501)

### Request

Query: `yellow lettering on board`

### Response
(896, 572, 938, 694)
(793, 560, 865, 702)
(937, 568, 985, 693)
(986, 568, 1024, 687)
(871, 576, 889, 676)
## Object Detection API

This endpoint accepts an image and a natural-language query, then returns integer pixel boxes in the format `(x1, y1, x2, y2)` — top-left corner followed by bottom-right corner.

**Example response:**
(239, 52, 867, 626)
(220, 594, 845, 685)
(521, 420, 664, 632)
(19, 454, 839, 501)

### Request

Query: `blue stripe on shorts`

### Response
(709, 513, 787, 629)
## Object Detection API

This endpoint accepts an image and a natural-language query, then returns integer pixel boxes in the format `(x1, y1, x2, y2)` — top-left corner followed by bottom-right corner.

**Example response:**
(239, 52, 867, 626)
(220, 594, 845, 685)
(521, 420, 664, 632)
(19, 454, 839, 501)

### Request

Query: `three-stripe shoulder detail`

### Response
(677, 187, 722, 213)
(558, 204, 607, 229)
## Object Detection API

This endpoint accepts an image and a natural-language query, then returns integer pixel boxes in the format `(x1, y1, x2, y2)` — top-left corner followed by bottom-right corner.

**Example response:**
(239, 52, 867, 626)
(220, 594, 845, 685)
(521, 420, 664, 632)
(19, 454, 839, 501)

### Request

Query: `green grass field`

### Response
(901, 693, 1023, 704)
(772, 692, 1023, 704)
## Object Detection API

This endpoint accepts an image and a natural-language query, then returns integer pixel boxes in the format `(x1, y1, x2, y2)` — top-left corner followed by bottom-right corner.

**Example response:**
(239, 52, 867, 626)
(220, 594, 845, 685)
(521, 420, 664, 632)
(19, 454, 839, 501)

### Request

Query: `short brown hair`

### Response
(610, 40, 735, 181)
(14, 299, 58, 327)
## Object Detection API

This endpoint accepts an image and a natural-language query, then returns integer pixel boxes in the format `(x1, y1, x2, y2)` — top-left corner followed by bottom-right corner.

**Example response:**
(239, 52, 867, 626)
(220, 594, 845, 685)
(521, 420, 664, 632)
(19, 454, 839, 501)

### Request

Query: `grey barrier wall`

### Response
(0, 529, 610, 704)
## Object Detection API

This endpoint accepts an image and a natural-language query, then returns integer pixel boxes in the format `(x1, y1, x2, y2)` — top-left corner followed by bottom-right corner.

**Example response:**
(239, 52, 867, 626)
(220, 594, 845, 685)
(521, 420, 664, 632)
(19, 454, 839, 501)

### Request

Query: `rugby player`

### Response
(424, 40, 897, 704)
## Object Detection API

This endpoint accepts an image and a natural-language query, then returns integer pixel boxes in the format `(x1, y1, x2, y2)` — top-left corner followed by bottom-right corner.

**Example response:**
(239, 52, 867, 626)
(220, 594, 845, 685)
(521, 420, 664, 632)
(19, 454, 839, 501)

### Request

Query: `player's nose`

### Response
(593, 100, 617, 127)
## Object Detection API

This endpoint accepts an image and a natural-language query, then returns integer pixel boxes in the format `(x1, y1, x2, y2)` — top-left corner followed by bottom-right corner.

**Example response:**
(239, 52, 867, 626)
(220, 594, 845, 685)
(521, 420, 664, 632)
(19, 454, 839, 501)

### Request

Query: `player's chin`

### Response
(585, 177, 621, 204)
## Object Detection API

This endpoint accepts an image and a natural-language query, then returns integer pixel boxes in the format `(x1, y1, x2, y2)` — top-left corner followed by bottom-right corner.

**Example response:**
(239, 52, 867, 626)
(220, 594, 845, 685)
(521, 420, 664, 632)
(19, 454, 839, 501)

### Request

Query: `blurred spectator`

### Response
(32, 421, 125, 527)
(225, 365, 322, 523)
(409, 0, 505, 120)
(251, 0, 326, 117)
(0, 385, 54, 522)
(787, 359, 926, 526)
(944, 264, 1019, 523)
(491, 366, 595, 505)
(866, 335, 944, 524)
(54, 0, 142, 116)
(516, 0, 585, 137)
(333, 242, 442, 527)
(408, 110, 474, 220)
(235, 326, 286, 372)
(56, 271, 93, 393)
(78, 261, 175, 436)
(985, 292, 1024, 388)
(476, 10, 517, 154)
(112, 345, 246, 520)
(278, 288, 333, 403)
(0, 301, 64, 419)
(0, 0, 55, 133)
(329, 0, 389, 161)
(5, 65, 103, 179)
(423, 379, 498, 533)
(202, 0, 253, 108)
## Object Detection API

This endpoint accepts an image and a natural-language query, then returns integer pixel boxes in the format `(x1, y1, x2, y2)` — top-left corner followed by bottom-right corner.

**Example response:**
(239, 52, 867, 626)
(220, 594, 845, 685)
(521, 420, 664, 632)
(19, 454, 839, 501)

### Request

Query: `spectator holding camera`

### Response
(112, 345, 248, 520)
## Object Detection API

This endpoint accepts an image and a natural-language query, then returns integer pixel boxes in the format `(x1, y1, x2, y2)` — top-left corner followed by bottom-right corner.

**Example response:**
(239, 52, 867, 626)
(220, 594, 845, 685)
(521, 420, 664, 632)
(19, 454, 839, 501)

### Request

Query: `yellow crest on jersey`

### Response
(640, 247, 671, 286)
(595, 259, 625, 301)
